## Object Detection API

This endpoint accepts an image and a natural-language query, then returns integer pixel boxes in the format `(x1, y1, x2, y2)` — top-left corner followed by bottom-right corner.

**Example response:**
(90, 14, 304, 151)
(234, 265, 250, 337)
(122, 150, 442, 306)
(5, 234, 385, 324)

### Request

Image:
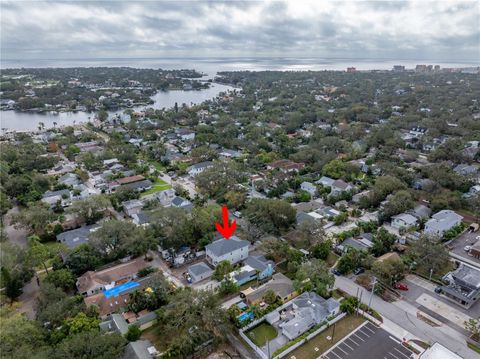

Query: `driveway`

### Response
(334, 276, 477, 359)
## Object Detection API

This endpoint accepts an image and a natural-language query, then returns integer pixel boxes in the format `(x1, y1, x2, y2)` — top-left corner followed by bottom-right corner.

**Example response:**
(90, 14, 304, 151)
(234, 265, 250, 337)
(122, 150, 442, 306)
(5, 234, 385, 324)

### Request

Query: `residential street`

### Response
(334, 276, 477, 359)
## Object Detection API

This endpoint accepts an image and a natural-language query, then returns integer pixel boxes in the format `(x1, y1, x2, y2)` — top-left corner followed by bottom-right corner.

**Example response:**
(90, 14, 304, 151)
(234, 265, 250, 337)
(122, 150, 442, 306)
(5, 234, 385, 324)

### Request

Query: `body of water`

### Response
(0, 82, 234, 132)
(1, 57, 478, 132)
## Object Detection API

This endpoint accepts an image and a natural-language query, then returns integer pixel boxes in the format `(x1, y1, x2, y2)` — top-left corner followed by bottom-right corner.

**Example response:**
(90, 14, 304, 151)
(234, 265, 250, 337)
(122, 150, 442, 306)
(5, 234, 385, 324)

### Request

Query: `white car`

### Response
(464, 245, 472, 252)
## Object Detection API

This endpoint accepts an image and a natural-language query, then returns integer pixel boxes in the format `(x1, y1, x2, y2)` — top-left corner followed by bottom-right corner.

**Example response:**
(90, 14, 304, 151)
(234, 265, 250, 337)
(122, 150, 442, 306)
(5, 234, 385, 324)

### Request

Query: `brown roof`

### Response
(117, 175, 145, 185)
(77, 257, 148, 294)
(268, 159, 304, 171)
(84, 291, 130, 317)
(245, 273, 295, 303)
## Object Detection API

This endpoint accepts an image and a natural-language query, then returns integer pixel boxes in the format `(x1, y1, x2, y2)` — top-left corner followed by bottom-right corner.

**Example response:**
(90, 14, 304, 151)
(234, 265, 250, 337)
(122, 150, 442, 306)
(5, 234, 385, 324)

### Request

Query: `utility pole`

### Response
(429, 268, 434, 282)
(369, 277, 376, 308)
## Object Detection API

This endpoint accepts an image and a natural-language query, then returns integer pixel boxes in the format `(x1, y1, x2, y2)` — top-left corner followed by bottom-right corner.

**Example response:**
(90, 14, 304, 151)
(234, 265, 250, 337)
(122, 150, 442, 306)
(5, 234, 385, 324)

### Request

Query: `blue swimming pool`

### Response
(103, 281, 140, 298)
(238, 311, 254, 322)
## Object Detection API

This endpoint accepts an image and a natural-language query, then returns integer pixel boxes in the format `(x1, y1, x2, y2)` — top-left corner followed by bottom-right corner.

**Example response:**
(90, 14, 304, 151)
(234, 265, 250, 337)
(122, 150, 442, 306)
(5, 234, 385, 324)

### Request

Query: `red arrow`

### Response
(216, 206, 236, 239)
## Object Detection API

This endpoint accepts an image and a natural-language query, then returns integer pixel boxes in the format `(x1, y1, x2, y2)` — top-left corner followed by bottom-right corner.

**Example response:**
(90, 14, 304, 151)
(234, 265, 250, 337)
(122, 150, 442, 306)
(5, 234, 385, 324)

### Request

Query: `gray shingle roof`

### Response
(188, 262, 213, 277)
(282, 292, 340, 340)
(244, 255, 274, 272)
(206, 236, 249, 258)
(56, 224, 100, 249)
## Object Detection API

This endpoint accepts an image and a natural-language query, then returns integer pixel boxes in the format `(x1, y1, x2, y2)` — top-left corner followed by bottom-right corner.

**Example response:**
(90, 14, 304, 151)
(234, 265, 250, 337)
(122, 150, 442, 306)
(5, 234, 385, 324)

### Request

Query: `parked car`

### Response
(394, 283, 409, 291)
(434, 286, 442, 294)
(331, 269, 342, 276)
(353, 267, 365, 275)
(233, 211, 242, 218)
(464, 245, 472, 252)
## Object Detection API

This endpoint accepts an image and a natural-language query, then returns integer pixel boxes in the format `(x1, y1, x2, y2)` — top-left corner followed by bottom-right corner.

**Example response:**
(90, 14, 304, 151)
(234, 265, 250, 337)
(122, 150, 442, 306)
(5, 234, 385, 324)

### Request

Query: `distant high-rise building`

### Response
(434, 65, 441, 71)
(415, 64, 427, 72)
(393, 65, 405, 72)
(346, 67, 356, 73)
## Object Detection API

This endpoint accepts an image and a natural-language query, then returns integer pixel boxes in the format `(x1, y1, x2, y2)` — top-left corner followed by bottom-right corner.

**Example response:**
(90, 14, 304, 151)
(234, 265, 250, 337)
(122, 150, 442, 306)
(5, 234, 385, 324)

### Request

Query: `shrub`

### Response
(125, 324, 141, 342)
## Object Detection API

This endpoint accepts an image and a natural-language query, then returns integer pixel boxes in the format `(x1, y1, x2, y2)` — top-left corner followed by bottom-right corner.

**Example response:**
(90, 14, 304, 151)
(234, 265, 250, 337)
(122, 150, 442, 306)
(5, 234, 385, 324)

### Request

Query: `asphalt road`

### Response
(334, 276, 477, 359)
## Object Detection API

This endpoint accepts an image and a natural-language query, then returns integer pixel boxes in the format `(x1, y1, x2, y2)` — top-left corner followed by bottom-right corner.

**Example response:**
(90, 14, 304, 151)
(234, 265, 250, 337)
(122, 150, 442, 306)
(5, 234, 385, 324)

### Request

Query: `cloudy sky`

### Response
(1, 0, 479, 61)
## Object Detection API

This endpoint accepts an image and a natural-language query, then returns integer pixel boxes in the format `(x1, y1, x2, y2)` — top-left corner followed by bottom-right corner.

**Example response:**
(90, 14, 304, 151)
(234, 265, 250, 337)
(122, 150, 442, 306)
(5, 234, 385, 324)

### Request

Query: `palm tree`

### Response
(53, 121, 57, 128)
(38, 121, 45, 131)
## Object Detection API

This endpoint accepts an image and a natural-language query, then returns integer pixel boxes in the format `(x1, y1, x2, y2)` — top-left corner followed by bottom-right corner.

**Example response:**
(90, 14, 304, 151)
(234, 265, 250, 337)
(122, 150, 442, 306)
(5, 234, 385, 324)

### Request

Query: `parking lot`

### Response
(403, 275, 480, 322)
(448, 230, 480, 266)
(321, 322, 414, 359)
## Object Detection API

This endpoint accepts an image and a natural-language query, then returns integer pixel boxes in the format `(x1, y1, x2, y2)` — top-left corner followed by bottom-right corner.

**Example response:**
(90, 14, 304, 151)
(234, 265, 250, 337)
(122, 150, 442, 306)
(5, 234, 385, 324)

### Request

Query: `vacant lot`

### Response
(245, 322, 278, 347)
(288, 315, 365, 359)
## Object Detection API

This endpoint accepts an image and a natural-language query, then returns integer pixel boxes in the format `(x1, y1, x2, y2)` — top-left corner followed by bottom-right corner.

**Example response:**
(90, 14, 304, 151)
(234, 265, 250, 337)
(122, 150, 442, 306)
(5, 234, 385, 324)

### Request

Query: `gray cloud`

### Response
(0, 0, 478, 61)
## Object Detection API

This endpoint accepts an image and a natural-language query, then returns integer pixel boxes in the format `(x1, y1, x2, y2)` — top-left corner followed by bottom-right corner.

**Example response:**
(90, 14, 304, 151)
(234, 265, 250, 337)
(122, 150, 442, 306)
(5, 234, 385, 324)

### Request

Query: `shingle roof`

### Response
(56, 224, 100, 249)
(244, 255, 274, 272)
(206, 236, 249, 258)
(188, 262, 213, 277)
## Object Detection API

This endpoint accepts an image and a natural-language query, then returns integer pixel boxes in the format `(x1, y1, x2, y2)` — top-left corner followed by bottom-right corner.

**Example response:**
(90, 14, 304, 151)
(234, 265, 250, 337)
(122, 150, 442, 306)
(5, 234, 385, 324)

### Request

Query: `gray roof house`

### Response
(42, 189, 71, 207)
(337, 236, 373, 253)
(132, 211, 150, 226)
(244, 255, 275, 274)
(391, 213, 418, 230)
(57, 224, 100, 249)
(205, 236, 249, 266)
(454, 164, 479, 176)
(123, 199, 144, 217)
(424, 210, 463, 237)
(300, 181, 317, 197)
(187, 161, 213, 176)
(58, 173, 80, 187)
(331, 179, 353, 195)
(408, 204, 432, 220)
(441, 264, 480, 309)
(171, 196, 193, 211)
(266, 292, 340, 341)
(123, 179, 152, 192)
(123, 340, 159, 359)
(316, 176, 335, 188)
(188, 262, 214, 283)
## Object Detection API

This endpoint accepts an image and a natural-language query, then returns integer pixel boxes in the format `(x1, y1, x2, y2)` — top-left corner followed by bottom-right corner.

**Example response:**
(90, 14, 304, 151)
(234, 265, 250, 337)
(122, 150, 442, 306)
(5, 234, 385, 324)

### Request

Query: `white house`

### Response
(391, 213, 418, 230)
(205, 236, 249, 266)
(424, 210, 463, 237)
(330, 179, 353, 196)
(123, 199, 144, 217)
(187, 161, 213, 177)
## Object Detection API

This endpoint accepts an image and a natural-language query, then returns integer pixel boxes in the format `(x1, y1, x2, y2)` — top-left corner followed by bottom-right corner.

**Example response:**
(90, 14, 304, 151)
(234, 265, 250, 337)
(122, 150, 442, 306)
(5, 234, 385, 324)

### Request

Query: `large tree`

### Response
(294, 259, 334, 297)
(89, 220, 144, 260)
(68, 195, 110, 225)
(52, 330, 126, 359)
(244, 198, 296, 235)
(11, 203, 56, 236)
(406, 236, 451, 277)
(162, 288, 230, 356)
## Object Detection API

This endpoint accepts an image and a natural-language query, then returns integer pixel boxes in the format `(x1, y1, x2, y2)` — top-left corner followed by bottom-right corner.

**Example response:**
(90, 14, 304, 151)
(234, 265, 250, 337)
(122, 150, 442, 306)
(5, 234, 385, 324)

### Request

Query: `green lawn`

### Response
(149, 161, 166, 172)
(245, 322, 278, 347)
(288, 315, 365, 359)
(141, 178, 172, 197)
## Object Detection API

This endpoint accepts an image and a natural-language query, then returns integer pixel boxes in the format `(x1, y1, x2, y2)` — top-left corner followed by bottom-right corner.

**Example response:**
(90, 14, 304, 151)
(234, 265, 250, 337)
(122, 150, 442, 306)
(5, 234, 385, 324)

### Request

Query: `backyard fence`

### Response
(272, 312, 347, 359)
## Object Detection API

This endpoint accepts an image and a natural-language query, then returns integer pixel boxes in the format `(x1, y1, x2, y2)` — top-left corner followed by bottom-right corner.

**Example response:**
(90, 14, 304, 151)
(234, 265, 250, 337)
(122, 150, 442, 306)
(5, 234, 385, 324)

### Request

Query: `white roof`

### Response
(419, 343, 462, 359)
